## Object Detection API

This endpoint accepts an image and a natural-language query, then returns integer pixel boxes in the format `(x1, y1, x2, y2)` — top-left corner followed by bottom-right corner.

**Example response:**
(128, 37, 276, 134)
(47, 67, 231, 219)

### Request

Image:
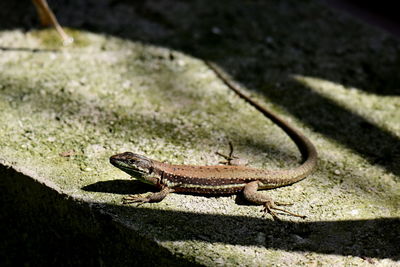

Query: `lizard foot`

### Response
(122, 187, 173, 205)
(122, 194, 151, 205)
(215, 141, 248, 166)
(262, 200, 306, 221)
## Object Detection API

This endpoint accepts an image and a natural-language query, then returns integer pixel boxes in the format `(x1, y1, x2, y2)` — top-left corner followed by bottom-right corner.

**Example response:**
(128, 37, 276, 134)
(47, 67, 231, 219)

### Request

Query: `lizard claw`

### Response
(122, 194, 151, 205)
(262, 201, 306, 220)
(262, 205, 281, 221)
(274, 201, 294, 207)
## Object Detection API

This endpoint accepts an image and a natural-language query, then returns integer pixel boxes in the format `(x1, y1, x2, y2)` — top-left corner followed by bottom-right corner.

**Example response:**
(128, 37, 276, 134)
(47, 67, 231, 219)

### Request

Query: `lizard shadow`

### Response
(83, 179, 246, 204)
(82, 179, 156, 195)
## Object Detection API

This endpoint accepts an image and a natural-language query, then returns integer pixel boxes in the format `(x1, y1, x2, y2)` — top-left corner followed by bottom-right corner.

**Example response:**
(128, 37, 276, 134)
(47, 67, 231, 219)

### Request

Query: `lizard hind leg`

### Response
(243, 181, 306, 220)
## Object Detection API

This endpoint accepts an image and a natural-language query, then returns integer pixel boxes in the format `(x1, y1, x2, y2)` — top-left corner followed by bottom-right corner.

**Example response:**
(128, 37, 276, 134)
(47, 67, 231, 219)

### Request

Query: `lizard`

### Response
(109, 61, 318, 220)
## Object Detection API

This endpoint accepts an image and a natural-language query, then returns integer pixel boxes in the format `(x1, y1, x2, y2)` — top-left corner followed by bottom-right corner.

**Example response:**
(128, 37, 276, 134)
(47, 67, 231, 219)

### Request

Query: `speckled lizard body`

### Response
(110, 61, 318, 220)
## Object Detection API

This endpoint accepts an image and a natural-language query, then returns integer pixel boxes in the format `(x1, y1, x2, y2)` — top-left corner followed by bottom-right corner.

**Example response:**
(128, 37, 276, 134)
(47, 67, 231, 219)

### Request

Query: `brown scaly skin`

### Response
(110, 62, 318, 220)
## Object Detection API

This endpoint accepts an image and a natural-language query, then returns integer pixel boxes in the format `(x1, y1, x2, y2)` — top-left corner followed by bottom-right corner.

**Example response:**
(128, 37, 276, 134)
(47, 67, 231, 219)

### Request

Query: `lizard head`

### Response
(110, 152, 156, 184)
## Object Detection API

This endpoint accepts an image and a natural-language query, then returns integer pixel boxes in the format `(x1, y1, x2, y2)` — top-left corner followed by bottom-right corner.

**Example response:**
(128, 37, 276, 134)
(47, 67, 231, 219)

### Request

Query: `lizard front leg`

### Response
(123, 187, 175, 204)
(243, 181, 306, 220)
